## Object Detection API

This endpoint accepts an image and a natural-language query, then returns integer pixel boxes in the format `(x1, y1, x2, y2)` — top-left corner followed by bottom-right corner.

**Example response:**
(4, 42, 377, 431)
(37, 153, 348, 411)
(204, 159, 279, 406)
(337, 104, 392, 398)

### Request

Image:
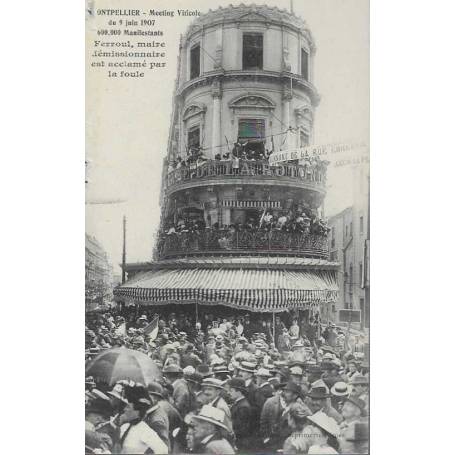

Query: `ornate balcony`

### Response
(165, 159, 326, 196)
(157, 229, 329, 260)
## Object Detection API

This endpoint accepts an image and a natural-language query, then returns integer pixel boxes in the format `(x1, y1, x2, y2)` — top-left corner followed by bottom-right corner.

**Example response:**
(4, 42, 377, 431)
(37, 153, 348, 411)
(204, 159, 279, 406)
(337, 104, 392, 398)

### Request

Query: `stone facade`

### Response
(162, 4, 323, 232)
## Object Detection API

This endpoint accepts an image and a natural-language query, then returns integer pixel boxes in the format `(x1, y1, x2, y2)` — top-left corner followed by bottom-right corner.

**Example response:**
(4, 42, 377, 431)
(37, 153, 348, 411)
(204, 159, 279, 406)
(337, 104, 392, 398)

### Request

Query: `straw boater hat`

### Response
(306, 411, 340, 438)
(330, 381, 352, 397)
(289, 366, 304, 376)
(201, 378, 225, 390)
(213, 365, 230, 375)
(256, 368, 272, 378)
(237, 361, 257, 373)
(163, 364, 183, 374)
(192, 405, 230, 432)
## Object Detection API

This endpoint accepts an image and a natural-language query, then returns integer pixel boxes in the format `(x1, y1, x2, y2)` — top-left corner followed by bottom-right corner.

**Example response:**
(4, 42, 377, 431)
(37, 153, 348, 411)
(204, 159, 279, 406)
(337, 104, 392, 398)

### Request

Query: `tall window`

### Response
(301, 48, 309, 80)
(238, 118, 265, 157)
(359, 261, 363, 287)
(360, 216, 364, 234)
(349, 222, 353, 237)
(243, 33, 263, 70)
(187, 126, 200, 153)
(190, 44, 200, 79)
(331, 226, 335, 248)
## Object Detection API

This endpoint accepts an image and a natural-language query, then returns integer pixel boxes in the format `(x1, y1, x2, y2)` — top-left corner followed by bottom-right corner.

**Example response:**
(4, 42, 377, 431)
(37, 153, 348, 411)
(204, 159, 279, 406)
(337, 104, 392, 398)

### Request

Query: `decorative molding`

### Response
(214, 45, 222, 69)
(182, 103, 207, 122)
(182, 5, 315, 48)
(211, 78, 222, 98)
(228, 93, 276, 110)
(282, 47, 291, 72)
(295, 106, 314, 132)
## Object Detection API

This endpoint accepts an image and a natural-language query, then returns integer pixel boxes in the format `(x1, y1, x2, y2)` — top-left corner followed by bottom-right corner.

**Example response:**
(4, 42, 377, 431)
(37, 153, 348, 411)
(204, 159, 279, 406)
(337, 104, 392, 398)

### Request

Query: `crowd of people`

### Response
(160, 210, 330, 249)
(167, 142, 328, 184)
(86, 310, 369, 454)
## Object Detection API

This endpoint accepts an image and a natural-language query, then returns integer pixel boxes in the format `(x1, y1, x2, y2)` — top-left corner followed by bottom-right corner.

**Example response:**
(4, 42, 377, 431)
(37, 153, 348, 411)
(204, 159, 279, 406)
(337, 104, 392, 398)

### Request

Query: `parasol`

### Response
(85, 347, 162, 387)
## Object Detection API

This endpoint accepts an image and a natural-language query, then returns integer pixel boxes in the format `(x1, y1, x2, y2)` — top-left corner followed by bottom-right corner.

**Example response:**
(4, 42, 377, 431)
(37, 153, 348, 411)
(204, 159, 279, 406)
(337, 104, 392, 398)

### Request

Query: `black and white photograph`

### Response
(85, 1, 369, 453)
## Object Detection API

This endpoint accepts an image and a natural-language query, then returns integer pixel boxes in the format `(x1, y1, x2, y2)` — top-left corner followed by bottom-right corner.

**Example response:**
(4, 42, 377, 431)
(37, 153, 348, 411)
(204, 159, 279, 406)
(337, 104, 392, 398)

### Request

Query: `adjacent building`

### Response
(85, 234, 113, 310)
(328, 166, 369, 330)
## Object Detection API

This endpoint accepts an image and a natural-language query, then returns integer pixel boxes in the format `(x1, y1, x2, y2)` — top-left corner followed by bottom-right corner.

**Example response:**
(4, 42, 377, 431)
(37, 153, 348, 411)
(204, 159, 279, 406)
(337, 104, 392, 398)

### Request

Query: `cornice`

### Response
(177, 70, 320, 105)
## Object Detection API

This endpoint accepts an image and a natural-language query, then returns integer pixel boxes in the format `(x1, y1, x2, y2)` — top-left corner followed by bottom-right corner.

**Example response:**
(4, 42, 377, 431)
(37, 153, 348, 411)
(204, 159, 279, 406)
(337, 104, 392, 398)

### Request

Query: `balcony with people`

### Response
(156, 207, 330, 260)
(165, 140, 329, 194)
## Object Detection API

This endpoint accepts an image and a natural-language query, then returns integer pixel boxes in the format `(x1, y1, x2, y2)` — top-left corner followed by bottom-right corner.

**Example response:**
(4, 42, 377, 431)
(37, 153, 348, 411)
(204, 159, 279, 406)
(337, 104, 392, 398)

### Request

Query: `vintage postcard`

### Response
(86, 0, 369, 453)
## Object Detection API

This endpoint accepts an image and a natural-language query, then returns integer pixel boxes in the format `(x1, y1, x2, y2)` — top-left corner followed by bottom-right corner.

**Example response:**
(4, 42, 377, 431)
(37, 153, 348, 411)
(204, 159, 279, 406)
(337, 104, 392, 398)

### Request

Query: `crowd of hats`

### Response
(86, 309, 369, 453)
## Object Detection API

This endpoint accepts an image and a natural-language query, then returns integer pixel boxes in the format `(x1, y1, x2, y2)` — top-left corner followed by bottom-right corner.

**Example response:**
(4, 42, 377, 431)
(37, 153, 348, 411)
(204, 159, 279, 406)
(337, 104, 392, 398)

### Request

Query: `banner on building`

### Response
(268, 141, 368, 166)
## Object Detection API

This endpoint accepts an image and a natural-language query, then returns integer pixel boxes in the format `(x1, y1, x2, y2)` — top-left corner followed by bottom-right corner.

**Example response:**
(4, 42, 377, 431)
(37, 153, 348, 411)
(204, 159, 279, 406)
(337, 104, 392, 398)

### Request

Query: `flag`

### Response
(143, 316, 159, 341)
(259, 207, 267, 227)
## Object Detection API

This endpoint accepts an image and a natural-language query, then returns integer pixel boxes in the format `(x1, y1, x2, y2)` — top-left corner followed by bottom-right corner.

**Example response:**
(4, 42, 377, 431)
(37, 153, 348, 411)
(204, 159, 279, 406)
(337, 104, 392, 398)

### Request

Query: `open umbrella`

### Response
(85, 347, 162, 387)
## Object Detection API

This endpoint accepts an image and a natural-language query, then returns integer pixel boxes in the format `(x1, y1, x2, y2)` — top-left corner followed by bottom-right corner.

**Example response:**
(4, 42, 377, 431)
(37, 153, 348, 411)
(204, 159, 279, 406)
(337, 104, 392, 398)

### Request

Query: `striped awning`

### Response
(114, 268, 338, 312)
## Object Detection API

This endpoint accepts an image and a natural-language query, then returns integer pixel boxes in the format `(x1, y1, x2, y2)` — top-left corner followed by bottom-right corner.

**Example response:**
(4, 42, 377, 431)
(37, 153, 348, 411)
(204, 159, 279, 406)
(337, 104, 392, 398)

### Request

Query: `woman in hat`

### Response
(118, 384, 168, 454)
(306, 411, 340, 454)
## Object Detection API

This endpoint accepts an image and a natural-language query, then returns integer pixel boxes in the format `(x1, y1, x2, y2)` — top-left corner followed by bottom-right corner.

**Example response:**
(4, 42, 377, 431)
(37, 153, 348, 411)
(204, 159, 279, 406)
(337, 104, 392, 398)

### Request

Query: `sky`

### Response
(86, 0, 369, 272)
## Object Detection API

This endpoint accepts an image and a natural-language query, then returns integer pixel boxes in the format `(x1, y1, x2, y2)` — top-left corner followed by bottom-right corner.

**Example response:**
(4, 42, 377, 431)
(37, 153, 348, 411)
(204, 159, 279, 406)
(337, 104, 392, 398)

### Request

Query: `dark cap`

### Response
(282, 382, 302, 396)
(226, 377, 247, 394)
(86, 398, 113, 418)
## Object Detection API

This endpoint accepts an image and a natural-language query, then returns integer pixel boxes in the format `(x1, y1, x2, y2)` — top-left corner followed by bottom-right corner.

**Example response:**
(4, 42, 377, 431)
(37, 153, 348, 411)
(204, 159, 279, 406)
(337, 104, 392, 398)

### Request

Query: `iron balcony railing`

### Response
(157, 229, 329, 260)
(165, 159, 327, 191)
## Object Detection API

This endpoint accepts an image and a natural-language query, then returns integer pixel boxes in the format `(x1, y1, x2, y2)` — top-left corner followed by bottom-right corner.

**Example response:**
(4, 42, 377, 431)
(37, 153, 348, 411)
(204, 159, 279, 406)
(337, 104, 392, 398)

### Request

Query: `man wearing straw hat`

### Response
(254, 367, 274, 411)
(187, 405, 235, 454)
(200, 378, 232, 421)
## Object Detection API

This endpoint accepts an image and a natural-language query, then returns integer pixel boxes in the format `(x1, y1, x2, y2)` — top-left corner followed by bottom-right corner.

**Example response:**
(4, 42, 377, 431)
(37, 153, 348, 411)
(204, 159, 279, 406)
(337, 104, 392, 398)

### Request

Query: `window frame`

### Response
(242, 33, 264, 70)
(190, 43, 201, 80)
(301, 47, 309, 80)
(187, 125, 201, 152)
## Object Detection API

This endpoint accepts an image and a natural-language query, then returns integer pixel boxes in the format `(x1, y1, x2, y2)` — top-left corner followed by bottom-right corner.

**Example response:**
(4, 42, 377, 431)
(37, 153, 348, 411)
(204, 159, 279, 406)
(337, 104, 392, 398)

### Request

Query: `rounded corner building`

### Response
(114, 4, 339, 326)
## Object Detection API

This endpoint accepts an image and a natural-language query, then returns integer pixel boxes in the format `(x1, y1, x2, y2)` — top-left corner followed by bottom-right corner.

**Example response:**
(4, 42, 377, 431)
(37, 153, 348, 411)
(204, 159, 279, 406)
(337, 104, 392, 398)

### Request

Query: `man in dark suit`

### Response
(225, 377, 254, 451)
(254, 368, 274, 413)
(181, 343, 202, 368)
(260, 382, 310, 451)
(163, 364, 191, 417)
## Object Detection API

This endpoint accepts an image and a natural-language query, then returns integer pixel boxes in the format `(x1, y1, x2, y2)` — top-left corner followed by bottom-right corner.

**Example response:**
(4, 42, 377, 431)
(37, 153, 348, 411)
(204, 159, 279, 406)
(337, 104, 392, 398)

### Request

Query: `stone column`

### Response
(211, 78, 222, 158)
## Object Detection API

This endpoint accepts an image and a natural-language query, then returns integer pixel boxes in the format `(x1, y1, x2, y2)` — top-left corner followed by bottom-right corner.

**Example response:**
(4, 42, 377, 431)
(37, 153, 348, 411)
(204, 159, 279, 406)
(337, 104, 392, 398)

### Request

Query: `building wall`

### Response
(328, 166, 369, 329)
(85, 234, 113, 308)
(168, 7, 317, 164)
(179, 22, 313, 84)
